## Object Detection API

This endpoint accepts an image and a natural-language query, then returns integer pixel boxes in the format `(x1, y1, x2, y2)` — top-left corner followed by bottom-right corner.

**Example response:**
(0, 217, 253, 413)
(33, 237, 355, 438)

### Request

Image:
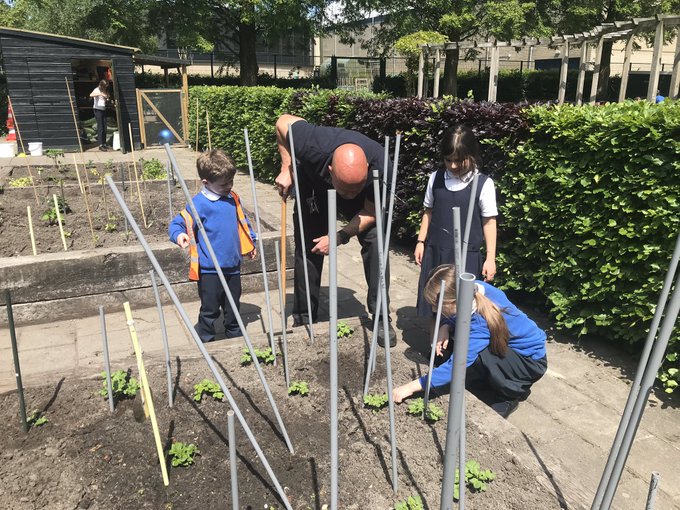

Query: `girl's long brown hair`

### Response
(424, 264, 509, 356)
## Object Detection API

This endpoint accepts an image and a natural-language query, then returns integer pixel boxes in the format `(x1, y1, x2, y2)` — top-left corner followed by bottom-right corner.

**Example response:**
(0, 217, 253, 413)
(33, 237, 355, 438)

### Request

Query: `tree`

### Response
(338, 0, 554, 96)
(394, 31, 448, 94)
(1, 0, 159, 53)
(153, 0, 331, 86)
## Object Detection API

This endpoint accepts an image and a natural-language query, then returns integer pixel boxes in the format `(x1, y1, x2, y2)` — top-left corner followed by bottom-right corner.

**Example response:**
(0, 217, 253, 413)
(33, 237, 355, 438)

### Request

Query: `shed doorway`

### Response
(70, 58, 120, 150)
(136, 88, 187, 147)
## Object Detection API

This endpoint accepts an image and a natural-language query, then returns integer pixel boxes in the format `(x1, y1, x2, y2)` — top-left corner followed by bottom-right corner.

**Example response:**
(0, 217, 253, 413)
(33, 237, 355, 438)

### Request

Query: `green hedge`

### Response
(498, 100, 680, 392)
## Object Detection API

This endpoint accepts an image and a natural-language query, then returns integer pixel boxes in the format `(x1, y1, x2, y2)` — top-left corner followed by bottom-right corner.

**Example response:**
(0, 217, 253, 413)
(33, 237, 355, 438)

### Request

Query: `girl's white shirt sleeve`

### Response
(423, 168, 498, 217)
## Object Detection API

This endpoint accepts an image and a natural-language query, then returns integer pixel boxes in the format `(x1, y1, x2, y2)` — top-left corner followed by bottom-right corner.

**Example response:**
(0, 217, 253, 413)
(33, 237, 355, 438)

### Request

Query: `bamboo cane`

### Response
(64, 77, 84, 154)
(27, 206, 37, 255)
(195, 98, 199, 156)
(53, 194, 68, 251)
(206, 110, 212, 150)
(8, 96, 39, 205)
(82, 178, 97, 247)
(281, 199, 287, 309)
(72, 154, 84, 194)
(123, 302, 170, 487)
(128, 123, 148, 228)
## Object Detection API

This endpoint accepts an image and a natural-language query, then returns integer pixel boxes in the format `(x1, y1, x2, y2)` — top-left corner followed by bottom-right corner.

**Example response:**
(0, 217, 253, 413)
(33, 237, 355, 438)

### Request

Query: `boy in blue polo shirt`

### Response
(169, 149, 257, 342)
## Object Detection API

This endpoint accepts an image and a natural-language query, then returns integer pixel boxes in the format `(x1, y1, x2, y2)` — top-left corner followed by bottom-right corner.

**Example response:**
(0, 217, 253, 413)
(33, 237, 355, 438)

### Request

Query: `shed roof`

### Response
(0, 26, 140, 53)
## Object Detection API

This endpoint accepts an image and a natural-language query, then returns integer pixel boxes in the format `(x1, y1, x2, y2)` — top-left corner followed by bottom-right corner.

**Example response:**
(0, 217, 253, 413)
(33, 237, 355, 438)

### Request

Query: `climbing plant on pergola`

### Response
(418, 14, 680, 104)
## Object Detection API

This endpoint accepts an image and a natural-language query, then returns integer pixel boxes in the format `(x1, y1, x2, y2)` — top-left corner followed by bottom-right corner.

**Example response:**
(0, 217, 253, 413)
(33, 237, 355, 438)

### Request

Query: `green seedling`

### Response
(454, 459, 496, 500)
(363, 393, 388, 413)
(141, 157, 166, 180)
(28, 410, 48, 427)
(406, 397, 445, 422)
(337, 321, 354, 338)
(168, 442, 200, 467)
(240, 346, 276, 366)
(41, 196, 71, 225)
(45, 148, 64, 169)
(395, 495, 424, 510)
(9, 176, 33, 188)
(288, 380, 309, 396)
(193, 379, 224, 402)
(99, 369, 140, 400)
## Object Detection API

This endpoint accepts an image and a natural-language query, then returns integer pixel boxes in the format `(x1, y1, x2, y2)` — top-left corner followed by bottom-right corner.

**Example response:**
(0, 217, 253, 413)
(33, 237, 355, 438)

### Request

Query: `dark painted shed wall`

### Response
(0, 32, 141, 151)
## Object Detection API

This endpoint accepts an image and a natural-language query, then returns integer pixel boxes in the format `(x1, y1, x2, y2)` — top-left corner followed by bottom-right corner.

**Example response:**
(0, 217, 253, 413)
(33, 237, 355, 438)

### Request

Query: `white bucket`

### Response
(112, 131, 120, 151)
(28, 142, 43, 156)
(0, 142, 16, 158)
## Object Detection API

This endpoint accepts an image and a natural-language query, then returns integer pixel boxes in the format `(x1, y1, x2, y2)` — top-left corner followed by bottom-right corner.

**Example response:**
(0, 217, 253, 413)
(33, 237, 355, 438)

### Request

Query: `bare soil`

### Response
(0, 330, 562, 510)
(0, 162, 201, 257)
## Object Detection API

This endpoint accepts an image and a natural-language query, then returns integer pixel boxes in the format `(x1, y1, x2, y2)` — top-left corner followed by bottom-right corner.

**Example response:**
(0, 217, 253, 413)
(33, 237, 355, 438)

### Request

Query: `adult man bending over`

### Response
(274, 114, 397, 347)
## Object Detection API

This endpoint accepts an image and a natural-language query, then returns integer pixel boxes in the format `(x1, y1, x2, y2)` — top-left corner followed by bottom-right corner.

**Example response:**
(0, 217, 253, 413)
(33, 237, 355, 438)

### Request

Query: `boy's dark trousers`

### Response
(195, 272, 242, 342)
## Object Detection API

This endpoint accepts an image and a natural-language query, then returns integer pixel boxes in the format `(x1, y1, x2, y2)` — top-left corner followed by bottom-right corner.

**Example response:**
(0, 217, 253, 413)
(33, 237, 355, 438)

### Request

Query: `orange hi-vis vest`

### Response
(180, 191, 256, 281)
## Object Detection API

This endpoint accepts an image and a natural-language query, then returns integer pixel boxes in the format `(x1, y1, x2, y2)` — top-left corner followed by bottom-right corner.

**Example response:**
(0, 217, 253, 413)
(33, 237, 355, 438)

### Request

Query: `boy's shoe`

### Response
(490, 399, 519, 419)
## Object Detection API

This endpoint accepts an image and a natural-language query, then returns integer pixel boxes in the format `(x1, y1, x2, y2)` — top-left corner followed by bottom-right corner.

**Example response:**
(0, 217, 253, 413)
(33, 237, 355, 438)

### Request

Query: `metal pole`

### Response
(645, 472, 660, 510)
(288, 124, 315, 343)
(372, 169, 399, 493)
(163, 145, 294, 454)
(150, 270, 173, 408)
(328, 190, 339, 510)
(99, 305, 115, 413)
(423, 280, 446, 415)
(440, 273, 476, 509)
(274, 241, 290, 388)
(104, 174, 293, 510)
(120, 164, 129, 238)
(461, 174, 479, 272)
(382, 136, 389, 212)
(591, 232, 680, 509)
(453, 207, 462, 287)
(167, 160, 173, 225)
(453, 205, 465, 510)
(364, 134, 401, 392)
(227, 410, 239, 509)
(600, 269, 680, 510)
(6, 290, 28, 432)
(244, 128, 277, 363)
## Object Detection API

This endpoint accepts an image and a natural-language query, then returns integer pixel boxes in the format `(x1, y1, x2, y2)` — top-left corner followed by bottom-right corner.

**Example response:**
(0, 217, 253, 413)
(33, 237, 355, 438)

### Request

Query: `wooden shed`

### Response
(0, 27, 189, 153)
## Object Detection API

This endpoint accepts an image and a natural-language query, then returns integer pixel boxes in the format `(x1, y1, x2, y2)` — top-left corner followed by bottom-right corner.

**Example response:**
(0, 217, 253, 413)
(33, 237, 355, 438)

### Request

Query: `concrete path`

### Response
(2, 146, 679, 509)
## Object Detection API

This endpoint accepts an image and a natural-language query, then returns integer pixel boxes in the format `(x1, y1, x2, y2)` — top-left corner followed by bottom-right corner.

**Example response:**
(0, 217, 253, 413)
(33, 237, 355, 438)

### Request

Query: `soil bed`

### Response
(1, 162, 205, 257)
(0, 330, 562, 509)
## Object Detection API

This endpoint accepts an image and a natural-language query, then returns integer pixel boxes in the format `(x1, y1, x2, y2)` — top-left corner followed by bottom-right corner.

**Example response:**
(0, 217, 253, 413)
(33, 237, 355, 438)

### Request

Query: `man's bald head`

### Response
(329, 144, 368, 199)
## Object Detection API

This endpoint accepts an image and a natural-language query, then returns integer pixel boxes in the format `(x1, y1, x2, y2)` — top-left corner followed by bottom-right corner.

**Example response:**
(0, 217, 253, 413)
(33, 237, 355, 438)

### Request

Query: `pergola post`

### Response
(589, 34, 606, 104)
(558, 40, 570, 104)
(417, 49, 425, 98)
(487, 43, 499, 102)
(669, 31, 680, 99)
(433, 48, 441, 98)
(646, 18, 665, 102)
(576, 41, 590, 106)
(619, 31, 636, 102)
(181, 65, 189, 143)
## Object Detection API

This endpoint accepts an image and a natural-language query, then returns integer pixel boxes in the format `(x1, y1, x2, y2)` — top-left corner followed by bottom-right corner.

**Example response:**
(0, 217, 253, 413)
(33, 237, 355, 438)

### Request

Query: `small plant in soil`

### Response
(9, 176, 33, 188)
(405, 398, 445, 422)
(100, 369, 140, 400)
(28, 410, 48, 428)
(288, 380, 309, 396)
(45, 148, 64, 169)
(395, 494, 424, 510)
(363, 393, 388, 413)
(141, 158, 166, 180)
(240, 346, 276, 366)
(41, 196, 71, 225)
(337, 321, 354, 338)
(168, 442, 200, 467)
(454, 459, 496, 500)
(192, 379, 225, 402)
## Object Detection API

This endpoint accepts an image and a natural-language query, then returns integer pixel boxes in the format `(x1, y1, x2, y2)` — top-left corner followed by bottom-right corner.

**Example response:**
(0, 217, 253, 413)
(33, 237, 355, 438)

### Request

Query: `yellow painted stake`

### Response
(53, 194, 68, 251)
(123, 302, 170, 487)
(72, 154, 84, 194)
(27, 206, 37, 255)
(127, 123, 148, 228)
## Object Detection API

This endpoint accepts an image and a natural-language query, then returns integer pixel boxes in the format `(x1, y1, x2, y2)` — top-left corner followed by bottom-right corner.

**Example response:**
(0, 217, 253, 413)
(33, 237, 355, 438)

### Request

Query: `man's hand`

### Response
(311, 235, 329, 255)
(274, 170, 293, 199)
(175, 233, 190, 249)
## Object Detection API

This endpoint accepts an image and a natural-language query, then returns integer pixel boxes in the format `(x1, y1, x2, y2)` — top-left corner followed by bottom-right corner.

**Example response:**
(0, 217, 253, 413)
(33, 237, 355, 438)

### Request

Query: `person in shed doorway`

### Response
(90, 79, 109, 151)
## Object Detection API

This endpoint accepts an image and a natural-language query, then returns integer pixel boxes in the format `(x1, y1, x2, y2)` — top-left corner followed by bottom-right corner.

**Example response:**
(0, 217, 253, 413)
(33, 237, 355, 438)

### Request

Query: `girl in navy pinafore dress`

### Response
(415, 125, 498, 317)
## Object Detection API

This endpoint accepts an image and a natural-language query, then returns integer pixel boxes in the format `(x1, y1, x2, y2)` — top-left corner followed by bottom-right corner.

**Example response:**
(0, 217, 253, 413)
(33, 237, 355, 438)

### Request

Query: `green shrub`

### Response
(499, 100, 680, 392)
(140, 158, 166, 180)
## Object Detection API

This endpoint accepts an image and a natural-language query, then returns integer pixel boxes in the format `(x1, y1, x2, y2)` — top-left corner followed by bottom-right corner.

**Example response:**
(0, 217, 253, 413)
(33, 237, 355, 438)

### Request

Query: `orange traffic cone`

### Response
(6, 104, 16, 141)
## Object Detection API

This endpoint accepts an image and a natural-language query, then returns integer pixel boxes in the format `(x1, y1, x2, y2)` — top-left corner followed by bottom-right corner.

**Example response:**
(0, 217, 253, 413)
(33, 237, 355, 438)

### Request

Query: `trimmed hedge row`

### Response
(499, 100, 680, 392)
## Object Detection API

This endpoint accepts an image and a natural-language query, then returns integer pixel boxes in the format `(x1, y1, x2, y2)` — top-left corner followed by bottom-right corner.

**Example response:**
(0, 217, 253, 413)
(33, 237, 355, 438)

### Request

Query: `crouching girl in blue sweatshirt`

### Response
(393, 264, 547, 417)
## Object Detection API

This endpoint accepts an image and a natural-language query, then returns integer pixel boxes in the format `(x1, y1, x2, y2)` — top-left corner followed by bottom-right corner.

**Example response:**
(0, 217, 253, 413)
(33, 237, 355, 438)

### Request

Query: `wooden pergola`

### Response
(418, 14, 680, 103)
